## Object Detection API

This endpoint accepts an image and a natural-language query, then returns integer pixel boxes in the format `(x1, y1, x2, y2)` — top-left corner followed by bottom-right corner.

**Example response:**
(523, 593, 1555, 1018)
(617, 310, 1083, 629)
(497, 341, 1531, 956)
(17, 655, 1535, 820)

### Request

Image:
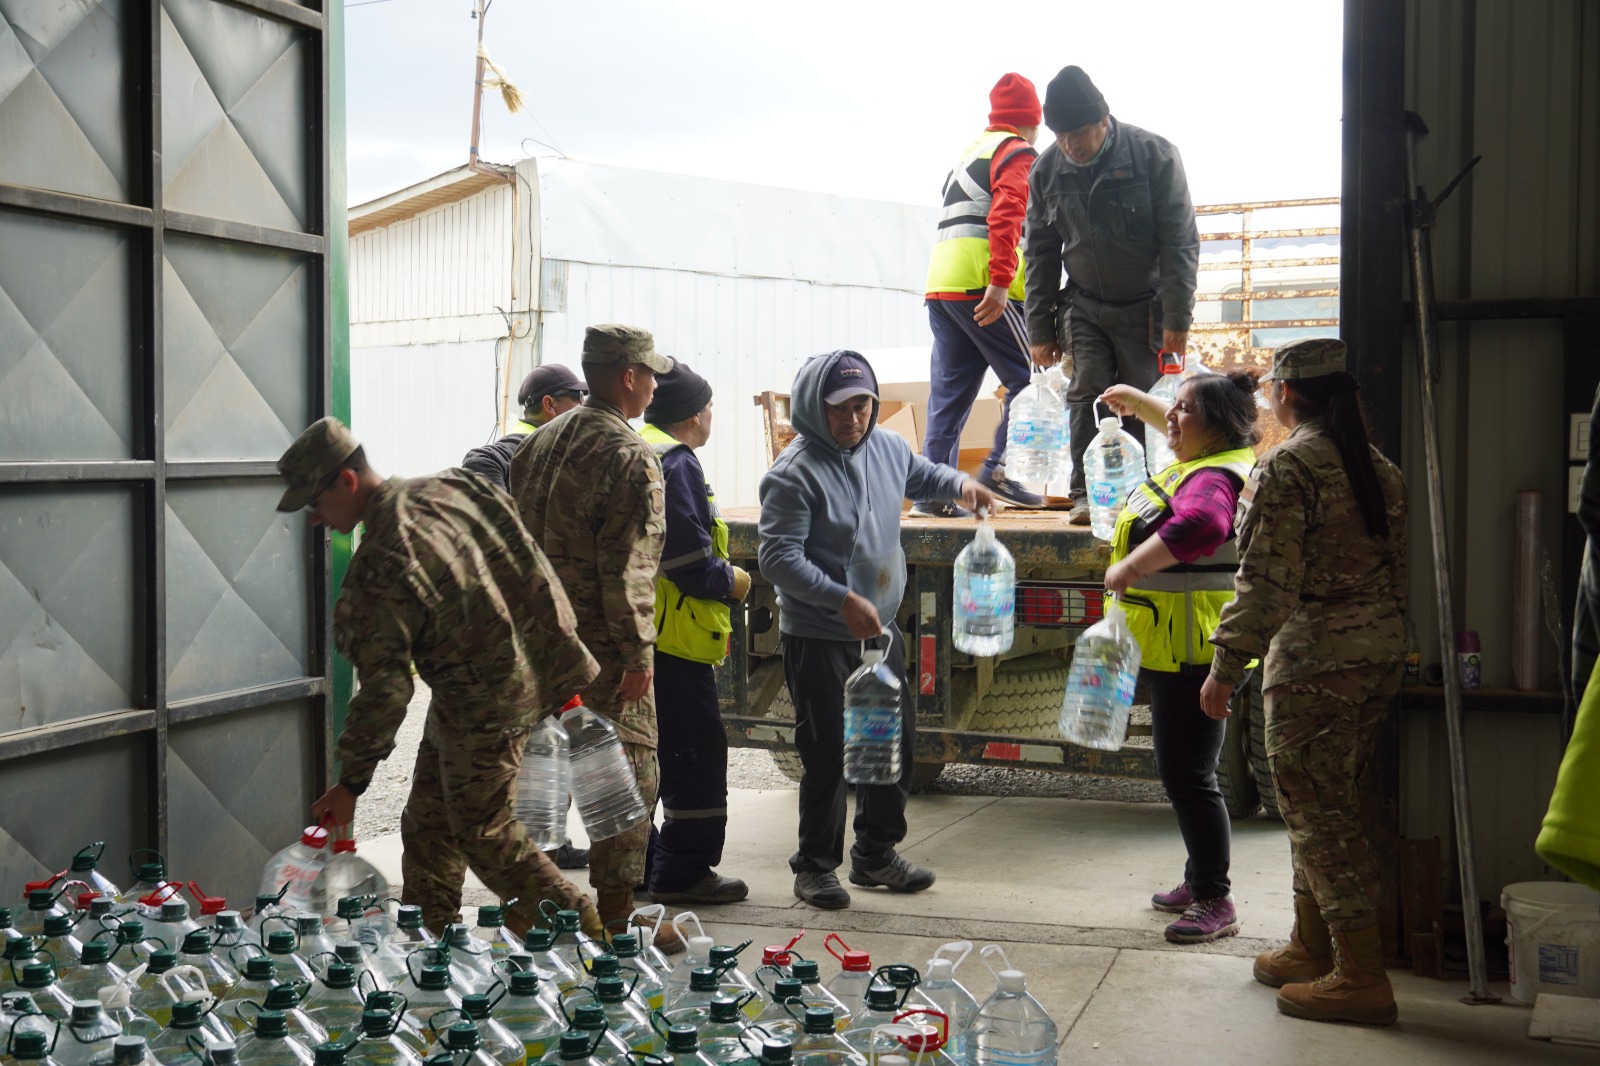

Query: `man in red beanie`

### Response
(915, 73, 1047, 518)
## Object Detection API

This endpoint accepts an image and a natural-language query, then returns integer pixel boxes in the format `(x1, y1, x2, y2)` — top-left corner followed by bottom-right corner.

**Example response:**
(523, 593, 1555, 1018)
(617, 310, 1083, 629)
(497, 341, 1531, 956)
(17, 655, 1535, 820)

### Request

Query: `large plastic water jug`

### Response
(1144, 351, 1213, 476)
(903, 943, 977, 1064)
(313, 839, 388, 919)
(953, 514, 1015, 657)
(1082, 412, 1145, 542)
(970, 947, 1055, 1066)
(841, 641, 902, 787)
(561, 700, 647, 842)
(516, 710, 573, 850)
(258, 829, 329, 919)
(1059, 596, 1141, 752)
(1002, 372, 1066, 485)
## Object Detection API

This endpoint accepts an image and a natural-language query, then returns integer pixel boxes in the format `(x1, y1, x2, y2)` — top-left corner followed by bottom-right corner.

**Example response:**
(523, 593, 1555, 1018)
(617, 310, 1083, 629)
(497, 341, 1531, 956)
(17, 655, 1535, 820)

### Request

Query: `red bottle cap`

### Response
(560, 695, 584, 712)
(333, 839, 357, 854)
(841, 950, 871, 972)
(301, 826, 330, 849)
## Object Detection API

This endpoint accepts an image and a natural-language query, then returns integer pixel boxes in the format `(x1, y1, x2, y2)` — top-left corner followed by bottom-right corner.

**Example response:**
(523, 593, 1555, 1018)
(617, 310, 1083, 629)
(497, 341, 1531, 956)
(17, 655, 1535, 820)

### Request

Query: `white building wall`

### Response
(538, 261, 930, 509)
(350, 340, 502, 478)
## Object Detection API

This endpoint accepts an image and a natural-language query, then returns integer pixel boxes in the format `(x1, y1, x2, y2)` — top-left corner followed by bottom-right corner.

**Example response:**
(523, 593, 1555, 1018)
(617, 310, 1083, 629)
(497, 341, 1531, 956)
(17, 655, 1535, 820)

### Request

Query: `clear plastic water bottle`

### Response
(1, 993, 59, 1051)
(119, 853, 177, 921)
(1082, 414, 1145, 542)
(54, 999, 122, 1066)
(787, 959, 852, 1033)
(15, 964, 76, 1021)
(606, 935, 663, 1015)
(691, 995, 757, 1065)
(456, 994, 527, 1066)
(495, 972, 565, 1065)
(300, 960, 366, 1043)
(560, 700, 648, 842)
(312, 842, 388, 920)
(515, 930, 580, 999)
(432, 1022, 505, 1066)
(902, 943, 977, 1066)
(177, 931, 239, 1005)
(517, 712, 573, 852)
(144, 899, 200, 955)
(1143, 351, 1211, 477)
(258, 831, 330, 919)
(9, 1027, 66, 1066)
(147, 999, 234, 1066)
(232, 1009, 316, 1066)
(1001, 372, 1065, 485)
(346, 1009, 426, 1066)
(658, 1023, 718, 1066)
(548, 1003, 632, 1066)
(55, 941, 125, 1008)
(66, 845, 125, 907)
(841, 642, 902, 787)
(821, 937, 873, 1024)
(1059, 597, 1141, 752)
(970, 948, 1055, 1066)
(787, 1006, 862, 1066)
(953, 514, 1015, 657)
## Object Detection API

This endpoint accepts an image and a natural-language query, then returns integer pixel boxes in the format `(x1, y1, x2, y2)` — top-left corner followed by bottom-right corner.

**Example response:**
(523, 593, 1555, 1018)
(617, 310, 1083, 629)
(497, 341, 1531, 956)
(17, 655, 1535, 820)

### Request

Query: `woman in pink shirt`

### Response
(1099, 368, 1263, 944)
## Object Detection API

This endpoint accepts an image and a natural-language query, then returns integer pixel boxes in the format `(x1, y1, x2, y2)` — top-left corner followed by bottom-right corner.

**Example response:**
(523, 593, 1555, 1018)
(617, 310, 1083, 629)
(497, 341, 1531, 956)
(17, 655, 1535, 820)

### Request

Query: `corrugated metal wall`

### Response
(1401, 0, 1600, 895)
(351, 340, 502, 477)
(538, 262, 929, 509)
(349, 184, 513, 326)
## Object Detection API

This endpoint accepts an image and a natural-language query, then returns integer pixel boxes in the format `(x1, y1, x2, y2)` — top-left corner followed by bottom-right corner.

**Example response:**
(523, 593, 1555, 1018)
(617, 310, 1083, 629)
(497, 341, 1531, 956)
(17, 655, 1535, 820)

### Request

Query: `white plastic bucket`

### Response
(1501, 881, 1600, 1005)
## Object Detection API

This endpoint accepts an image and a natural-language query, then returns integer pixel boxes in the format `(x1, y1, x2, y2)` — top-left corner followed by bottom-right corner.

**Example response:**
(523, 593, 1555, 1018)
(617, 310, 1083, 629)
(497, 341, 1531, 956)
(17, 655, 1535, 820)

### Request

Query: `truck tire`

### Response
(967, 654, 1070, 740)
(1242, 673, 1282, 820)
(1215, 692, 1260, 819)
(764, 688, 806, 783)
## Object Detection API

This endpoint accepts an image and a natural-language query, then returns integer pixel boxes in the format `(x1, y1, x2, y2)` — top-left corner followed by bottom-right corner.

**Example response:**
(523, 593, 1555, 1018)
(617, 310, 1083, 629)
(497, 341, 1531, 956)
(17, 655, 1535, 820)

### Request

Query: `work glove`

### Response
(730, 565, 752, 602)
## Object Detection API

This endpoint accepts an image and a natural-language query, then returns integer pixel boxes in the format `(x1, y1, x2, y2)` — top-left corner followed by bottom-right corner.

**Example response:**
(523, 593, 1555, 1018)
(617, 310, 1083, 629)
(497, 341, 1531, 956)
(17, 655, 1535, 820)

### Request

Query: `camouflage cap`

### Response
(580, 324, 674, 374)
(1260, 337, 1348, 382)
(276, 417, 360, 512)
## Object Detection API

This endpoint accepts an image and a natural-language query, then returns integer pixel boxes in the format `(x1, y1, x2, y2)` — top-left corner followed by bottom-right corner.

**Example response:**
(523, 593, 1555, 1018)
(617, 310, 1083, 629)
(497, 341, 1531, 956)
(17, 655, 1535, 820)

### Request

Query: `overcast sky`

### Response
(345, 0, 1343, 210)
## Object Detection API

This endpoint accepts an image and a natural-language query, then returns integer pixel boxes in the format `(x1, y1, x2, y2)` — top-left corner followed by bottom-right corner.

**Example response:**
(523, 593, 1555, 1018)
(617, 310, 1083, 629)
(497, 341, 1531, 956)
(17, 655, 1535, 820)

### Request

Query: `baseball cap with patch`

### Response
(518, 364, 587, 408)
(822, 353, 879, 405)
(276, 417, 360, 512)
(580, 324, 674, 374)
(1260, 337, 1348, 382)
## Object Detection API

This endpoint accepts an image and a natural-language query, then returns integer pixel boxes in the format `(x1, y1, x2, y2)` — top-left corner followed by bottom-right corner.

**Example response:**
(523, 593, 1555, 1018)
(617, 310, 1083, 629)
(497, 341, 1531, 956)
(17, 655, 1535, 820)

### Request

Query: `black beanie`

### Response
(1043, 66, 1108, 133)
(644, 361, 713, 425)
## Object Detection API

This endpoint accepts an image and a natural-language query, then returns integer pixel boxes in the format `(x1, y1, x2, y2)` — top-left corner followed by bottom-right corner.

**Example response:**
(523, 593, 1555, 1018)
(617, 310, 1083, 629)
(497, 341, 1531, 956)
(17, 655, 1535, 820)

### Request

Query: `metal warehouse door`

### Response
(0, 0, 337, 908)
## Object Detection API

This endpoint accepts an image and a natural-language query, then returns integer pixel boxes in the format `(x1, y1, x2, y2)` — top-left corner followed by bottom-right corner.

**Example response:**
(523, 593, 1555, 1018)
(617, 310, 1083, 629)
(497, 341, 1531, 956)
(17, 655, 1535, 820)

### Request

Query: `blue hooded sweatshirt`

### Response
(758, 351, 969, 641)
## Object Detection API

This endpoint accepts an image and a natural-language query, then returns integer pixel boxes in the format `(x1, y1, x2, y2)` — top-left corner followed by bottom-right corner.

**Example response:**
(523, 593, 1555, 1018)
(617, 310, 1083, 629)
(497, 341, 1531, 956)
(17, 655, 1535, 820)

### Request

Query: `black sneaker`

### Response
(650, 872, 749, 905)
(793, 870, 851, 909)
(978, 467, 1045, 509)
(546, 839, 589, 870)
(910, 500, 973, 519)
(1066, 500, 1092, 525)
(849, 854, 935, 893)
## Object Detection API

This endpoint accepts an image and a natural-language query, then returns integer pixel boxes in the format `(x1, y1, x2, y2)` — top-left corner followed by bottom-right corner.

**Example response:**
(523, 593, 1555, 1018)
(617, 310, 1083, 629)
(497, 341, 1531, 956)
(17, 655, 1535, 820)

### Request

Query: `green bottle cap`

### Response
(508, 972, 540, 997)
(688, 967, 719, 992)
(160, 902, 188, 921)
(557, 1032, 592, 1061)
(761, 1039, 794, 1065)
(11, 1031, 49, 1060)
(772, 978, 803, 1002)
(112, 1037, 148, 1065)
(708, 995, 742, 1024)
(476, 906, 504, 928)
(395, 906, 424, 931)
(522, 929, 555, 953)
(708, 945, 742, 967)
(313, 1043, 347, 1066)
(594, 976, 626, 1002)
(608, 933, 639, 958)
(803, 1007, 835, 1034)
(360, 1009, 395, 1036)
(254, 896, 281, 913)
(146, 951, 177, 975)
(587, 954, 620, 978)
(295, 916, 322, 938)
(79, 940, 114, 965)
(253, 1011, 289, 1038)
(335, 899, 365, 921)
(572, 1005, 606, 1029)
(789, 960, 820, 983)
(117, 922, 147, 943)
(334, 944, 366, 966)
(263, 985, 304, 1010)
(551, 910, 579, 933)
(19, 964, 55, 988)
(26, 891, 54, 912)
(170, 1001, 206, 1027)
(417, 965, 451, 992)
(460, 994, 491, 1020)
(43, 916, 74, 938)
(0, 908, 13, 929)
(321, 962, 356, 990)
(665, 1026, 698, 1053)
(244, 957, 276, 982)
(265, 931, 297, 955)
(182, 931, 212, 955)
(865, 985, 897, 1011)
(443, 1023, 480, 1052)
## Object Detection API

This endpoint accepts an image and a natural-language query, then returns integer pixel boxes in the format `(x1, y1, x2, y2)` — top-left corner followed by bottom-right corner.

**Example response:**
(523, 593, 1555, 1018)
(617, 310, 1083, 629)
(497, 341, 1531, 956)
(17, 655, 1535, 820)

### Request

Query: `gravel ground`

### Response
(356, 682, 1164, 838)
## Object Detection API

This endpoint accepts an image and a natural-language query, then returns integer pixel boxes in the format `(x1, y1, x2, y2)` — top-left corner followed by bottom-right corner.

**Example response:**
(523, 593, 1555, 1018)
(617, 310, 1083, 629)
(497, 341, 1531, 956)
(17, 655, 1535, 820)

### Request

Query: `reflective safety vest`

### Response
(1109, 448, 1257, 672)
(639, 423, 733, 666)
(925, 129, 1033, 300)
(514, 419, 540, 436)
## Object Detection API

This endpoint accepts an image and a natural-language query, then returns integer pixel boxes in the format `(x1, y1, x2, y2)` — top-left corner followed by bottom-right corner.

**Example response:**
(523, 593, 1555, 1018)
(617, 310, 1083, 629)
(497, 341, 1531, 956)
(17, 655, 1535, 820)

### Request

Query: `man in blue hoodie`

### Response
(759, 351, 995, 909)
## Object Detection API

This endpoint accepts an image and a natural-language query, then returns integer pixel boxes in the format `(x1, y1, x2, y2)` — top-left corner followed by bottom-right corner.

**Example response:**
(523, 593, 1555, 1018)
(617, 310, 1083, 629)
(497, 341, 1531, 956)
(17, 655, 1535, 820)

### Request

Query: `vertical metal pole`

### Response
(468, 0, 489, 170)
(1402, 121, 1495, 1004)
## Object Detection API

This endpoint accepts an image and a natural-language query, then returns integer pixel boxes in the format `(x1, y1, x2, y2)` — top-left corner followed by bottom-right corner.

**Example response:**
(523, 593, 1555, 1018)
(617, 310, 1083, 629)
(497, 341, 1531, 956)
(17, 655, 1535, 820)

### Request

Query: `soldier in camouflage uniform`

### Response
(509, 324, 685, 953)
(280, 417, 602, 938)
(1199, 338, 1409, 1027)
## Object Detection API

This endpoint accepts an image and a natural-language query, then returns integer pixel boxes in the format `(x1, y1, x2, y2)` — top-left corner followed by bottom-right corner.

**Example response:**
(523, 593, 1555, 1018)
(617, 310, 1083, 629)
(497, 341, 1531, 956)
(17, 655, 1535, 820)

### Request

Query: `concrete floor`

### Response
(362, 788, 1591, 1064)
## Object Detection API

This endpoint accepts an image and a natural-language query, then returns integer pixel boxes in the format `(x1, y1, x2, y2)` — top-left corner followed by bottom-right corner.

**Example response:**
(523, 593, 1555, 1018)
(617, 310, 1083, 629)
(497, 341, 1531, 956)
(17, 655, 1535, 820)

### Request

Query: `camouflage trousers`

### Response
(400, 724, 588, 935)
(1264, 662, 1402, 932)
(578, 660, 659, 894)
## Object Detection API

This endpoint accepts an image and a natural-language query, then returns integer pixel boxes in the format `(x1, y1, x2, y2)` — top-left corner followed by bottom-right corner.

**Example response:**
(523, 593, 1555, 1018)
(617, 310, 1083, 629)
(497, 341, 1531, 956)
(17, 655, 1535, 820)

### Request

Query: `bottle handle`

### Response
(931, 941, 973, 972)
(978, 944, 1012, 981)
(822, 933, 850, 965)
(669, 909, 704, 945)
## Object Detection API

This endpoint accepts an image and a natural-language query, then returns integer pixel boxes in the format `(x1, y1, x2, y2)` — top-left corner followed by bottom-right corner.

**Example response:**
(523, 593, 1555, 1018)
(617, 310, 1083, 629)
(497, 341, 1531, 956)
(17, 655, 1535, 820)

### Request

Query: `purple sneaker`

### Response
(1164, 896, 1241, 944)
(1151, 881, 1194, 914)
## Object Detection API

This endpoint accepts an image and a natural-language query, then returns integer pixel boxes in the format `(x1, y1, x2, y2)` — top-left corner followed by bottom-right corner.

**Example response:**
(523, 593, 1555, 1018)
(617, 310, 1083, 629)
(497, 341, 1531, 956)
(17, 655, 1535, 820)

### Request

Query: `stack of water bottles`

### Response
(2, 850, 1062, 1066)
(515, 696, 648, 849)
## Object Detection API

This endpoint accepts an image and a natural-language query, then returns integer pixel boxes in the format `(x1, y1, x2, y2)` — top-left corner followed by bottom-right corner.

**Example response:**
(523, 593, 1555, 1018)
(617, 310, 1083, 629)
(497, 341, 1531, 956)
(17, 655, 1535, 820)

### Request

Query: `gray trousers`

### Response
(1063, 290, 1164, 498)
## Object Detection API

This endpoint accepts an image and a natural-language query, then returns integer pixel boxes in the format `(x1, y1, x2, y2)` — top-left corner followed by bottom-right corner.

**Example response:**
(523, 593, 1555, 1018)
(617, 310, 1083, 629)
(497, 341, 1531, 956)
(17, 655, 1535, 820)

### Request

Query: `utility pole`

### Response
(467, 0, 492, 174)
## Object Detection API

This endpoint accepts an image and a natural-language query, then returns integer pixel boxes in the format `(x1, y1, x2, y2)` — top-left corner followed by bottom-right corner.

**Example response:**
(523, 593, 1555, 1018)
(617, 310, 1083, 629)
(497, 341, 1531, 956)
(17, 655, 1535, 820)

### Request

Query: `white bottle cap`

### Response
(688, 935, 714, 957)
(1098, 416, 1119, 434)
(997, 970, 1026, 993)
(924, 959, 953, 981)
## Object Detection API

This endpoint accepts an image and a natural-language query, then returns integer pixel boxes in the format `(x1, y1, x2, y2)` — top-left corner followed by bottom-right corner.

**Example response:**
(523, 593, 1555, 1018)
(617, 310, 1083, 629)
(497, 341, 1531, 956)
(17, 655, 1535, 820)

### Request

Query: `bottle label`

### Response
(844, 705, 900, 742)
(1009, 419, 1063, 450)
(1089, 479, 1121, 507)
(957, 574, 1015, 620)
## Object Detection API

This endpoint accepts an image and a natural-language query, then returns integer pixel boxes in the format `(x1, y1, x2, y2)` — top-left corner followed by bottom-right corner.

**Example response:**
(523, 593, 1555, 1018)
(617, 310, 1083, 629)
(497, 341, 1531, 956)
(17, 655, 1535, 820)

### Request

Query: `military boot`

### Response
(597, 889, 685, 955)
(1275, 923, 1397, 1026)
(1253, 891, 1333, 987)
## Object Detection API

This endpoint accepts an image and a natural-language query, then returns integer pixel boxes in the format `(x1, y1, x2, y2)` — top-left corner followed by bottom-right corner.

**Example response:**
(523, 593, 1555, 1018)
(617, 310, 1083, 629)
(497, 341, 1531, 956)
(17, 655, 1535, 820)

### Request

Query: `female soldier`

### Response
(1100, 370, 1261, 945)
(1198, 338, 1408, 1027)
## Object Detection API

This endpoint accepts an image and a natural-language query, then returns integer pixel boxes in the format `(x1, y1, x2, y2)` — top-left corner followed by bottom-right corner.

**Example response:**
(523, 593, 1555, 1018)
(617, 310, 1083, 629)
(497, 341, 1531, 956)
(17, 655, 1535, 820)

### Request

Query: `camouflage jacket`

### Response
(509, 398, 666, 743)
(332, 474, 599, 790)
(1209, 419, 1409, 688)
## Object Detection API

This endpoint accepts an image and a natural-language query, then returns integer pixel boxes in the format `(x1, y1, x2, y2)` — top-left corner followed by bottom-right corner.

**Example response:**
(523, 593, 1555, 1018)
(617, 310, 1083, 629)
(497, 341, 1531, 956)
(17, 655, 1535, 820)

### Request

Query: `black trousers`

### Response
(645, 650, 728, 892)
(1062, 290, 1164, 499)
(1146, 666, 1231, 899)
(782, 627, 915, 874)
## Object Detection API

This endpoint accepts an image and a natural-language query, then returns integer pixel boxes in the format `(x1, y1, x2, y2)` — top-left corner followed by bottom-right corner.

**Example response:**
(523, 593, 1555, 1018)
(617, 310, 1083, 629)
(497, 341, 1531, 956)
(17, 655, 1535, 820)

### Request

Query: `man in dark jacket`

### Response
(462, 364, 588, 491)
(758, 351, 994, 909)
(1022, 66, 1199, 523)
(637, 363, 752, 905)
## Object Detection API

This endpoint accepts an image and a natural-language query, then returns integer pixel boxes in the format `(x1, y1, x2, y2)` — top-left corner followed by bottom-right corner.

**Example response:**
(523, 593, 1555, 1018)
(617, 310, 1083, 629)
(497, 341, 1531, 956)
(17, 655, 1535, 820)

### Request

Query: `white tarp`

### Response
(536, 157, 937, 293)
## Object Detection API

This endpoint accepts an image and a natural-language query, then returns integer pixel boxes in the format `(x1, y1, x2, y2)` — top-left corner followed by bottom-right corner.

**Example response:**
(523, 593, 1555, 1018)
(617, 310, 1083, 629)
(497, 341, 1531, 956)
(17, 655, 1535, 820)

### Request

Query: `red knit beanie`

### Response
(988, 73, 1041, 127)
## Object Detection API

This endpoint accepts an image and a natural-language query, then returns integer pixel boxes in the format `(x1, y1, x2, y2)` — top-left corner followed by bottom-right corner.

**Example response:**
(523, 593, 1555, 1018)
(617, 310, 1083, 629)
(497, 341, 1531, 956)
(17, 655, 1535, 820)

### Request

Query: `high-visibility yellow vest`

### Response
(639, 423, 733, 666)
(1110, 448, 1257, 672)
(515, 419, 540, 436)
(925, 129, 1032, 300)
